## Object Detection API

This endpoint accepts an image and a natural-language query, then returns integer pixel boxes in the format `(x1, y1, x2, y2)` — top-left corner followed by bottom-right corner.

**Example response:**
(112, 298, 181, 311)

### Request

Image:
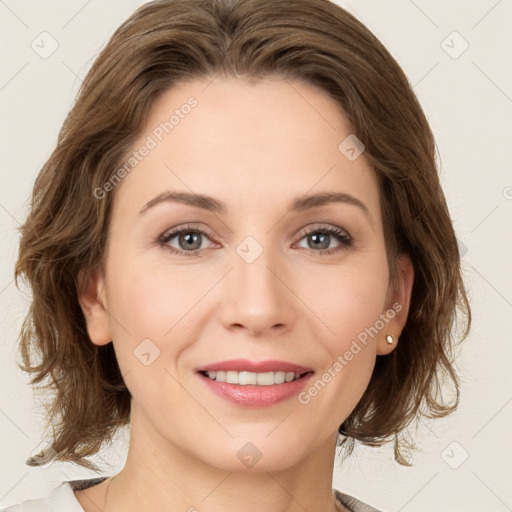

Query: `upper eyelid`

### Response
(160, 223, 216, 240)
(300, 224, 350, 236)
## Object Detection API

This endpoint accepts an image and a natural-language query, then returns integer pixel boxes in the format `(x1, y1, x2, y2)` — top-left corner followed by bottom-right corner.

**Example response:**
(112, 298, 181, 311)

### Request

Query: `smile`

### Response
(196, 370, 314, 407)
(200, 370, 306, 385)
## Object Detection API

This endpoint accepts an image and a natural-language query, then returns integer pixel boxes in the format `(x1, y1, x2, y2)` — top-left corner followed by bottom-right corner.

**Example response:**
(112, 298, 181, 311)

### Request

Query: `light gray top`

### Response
(333, 488, 382, 512)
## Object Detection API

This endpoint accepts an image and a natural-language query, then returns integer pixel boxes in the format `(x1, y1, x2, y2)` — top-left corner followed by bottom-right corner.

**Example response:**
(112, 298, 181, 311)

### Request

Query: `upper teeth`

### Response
(205, 370, 301, 385)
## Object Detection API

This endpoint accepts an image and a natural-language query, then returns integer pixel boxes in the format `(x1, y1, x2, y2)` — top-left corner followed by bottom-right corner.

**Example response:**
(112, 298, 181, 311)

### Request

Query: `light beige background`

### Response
(0, 1, 511, 510)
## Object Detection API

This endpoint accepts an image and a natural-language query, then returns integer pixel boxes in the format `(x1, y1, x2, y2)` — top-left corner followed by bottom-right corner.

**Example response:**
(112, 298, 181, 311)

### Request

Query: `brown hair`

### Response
(15, 0, 470, 471)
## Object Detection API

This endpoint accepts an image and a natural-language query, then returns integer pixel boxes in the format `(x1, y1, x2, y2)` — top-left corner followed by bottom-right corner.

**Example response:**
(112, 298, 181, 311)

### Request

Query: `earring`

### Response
(385, 334, 394, 344)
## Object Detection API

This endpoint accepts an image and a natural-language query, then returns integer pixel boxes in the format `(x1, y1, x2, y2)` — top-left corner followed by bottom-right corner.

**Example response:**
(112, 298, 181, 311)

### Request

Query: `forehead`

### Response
(112, 77, 381, 223)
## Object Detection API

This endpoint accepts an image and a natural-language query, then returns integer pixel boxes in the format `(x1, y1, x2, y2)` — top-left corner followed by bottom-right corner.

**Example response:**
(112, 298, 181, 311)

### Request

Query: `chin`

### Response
(196, 435, 311, 473)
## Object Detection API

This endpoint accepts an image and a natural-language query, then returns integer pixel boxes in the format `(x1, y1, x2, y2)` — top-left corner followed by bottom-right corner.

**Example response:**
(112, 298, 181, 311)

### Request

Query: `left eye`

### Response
(295, 227, 352, 253)
(158, 224, 353, 255)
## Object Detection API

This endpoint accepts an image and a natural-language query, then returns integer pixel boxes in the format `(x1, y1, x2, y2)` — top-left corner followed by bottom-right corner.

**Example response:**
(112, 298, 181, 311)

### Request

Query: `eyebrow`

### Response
(139, 190, 372, 222)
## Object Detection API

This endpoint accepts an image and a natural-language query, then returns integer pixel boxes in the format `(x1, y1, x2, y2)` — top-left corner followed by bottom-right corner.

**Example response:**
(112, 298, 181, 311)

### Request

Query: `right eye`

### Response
(158, 224, 218, 255)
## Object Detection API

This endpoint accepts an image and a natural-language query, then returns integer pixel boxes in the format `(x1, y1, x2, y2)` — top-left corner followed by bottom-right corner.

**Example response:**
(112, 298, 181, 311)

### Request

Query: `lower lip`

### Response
(197, 372, 314, 407)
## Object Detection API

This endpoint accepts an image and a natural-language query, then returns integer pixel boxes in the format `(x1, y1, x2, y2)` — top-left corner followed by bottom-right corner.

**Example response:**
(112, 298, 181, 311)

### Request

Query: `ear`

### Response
(77, 268, 112, 346)
(377, 253, 414, 355)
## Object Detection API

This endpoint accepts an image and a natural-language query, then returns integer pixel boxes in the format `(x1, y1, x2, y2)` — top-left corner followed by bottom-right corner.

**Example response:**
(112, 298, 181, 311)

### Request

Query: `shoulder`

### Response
(2, 478, 108, 512)
(333, 488, 384, 512)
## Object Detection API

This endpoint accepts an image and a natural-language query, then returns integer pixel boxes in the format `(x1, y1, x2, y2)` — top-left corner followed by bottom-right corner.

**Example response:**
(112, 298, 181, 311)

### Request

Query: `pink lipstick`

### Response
(195, 359, 314, 407)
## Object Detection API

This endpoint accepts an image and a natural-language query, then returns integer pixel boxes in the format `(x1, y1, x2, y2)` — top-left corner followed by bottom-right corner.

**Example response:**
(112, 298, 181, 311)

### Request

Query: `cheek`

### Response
(306, 259, 389, 346)
(330, 280, 388, 344)
(299, 269, 387, 425)
(106, 253, 203, 333)
(104, 266, 195, 402)
(104, 256, 212, 375)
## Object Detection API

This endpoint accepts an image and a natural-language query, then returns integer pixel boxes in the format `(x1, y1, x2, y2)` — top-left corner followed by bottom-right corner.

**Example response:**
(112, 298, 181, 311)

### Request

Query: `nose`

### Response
(219, 244, 296, 337)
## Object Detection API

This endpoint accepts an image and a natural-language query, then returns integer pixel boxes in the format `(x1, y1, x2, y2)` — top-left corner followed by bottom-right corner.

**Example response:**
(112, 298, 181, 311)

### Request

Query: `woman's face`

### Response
(81, 77, 412, 472)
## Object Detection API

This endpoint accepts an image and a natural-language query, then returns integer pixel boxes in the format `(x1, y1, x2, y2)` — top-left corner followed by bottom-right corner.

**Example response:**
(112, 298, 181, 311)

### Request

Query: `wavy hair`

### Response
(15, 0, 470, 471)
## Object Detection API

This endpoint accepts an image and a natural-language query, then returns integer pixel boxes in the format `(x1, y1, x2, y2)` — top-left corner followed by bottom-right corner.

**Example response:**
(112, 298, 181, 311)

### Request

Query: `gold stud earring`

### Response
(385, 334, 394, 344)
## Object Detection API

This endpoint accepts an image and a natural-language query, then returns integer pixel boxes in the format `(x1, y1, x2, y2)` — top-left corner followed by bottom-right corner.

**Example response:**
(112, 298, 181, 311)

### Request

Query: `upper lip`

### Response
(195, 359, 313, 374)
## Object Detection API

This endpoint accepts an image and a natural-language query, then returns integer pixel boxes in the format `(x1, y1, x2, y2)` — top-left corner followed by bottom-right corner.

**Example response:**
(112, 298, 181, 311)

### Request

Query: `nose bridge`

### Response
(220, 234, 295, 335)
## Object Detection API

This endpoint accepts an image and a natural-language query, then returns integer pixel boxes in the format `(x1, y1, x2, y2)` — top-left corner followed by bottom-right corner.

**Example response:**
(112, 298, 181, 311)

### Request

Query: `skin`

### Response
(77, 77, 414, 512)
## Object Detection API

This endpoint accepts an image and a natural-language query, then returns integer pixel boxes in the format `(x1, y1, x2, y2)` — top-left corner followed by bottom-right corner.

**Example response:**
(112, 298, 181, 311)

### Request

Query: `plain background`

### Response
(0, 1, 511, 510)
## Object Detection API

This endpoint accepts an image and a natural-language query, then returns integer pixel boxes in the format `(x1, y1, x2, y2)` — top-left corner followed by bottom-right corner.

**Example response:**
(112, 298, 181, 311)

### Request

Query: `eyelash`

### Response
(157, 223, 353, 257)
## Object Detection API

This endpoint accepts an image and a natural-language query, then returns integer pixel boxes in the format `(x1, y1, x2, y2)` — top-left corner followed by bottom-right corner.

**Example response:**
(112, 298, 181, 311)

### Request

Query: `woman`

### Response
(9, 0, 470, 511)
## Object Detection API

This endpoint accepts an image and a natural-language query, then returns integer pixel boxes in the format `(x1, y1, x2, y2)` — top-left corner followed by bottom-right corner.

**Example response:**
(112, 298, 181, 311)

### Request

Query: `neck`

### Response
(103, 408, 341, 512)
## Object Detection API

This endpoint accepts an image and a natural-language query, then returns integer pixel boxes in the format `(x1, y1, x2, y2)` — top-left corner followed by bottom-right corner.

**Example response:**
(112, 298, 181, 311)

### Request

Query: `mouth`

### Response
(194, 359, 315, 407)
